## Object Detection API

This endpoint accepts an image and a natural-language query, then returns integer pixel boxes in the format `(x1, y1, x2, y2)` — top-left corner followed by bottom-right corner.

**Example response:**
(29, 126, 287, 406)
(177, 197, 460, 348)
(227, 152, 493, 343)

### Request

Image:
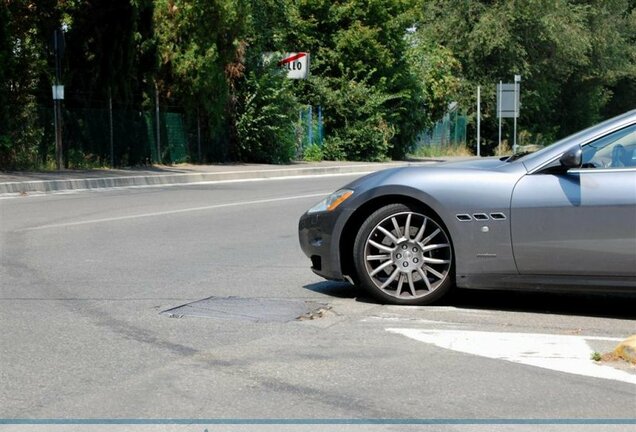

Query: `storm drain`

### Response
(161, 297, 329, 323)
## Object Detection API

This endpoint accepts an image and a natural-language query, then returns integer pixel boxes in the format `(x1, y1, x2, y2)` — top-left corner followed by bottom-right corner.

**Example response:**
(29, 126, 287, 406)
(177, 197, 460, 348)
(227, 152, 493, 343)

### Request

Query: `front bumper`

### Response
(298, 211, 344, 281)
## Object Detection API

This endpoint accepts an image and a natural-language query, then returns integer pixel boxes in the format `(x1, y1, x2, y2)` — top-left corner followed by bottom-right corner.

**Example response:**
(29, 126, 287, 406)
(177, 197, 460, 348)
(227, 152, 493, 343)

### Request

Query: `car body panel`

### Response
(511, 168, 636, 276)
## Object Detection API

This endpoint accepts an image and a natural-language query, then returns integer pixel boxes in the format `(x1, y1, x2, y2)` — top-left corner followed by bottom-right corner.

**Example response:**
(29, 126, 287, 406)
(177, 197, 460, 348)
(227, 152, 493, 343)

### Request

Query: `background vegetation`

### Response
(1, 0, 634, 169)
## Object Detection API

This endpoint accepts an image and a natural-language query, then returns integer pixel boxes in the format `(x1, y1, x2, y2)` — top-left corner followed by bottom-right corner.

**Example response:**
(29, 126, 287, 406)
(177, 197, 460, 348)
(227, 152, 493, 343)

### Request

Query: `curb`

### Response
(614, 335, 636, 364)
(0, 162, 421, 196)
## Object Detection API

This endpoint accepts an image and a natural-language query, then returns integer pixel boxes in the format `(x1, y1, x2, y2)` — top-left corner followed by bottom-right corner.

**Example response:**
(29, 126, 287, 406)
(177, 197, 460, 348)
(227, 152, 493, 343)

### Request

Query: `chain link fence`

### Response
(415, 110, 468, 150)
(4, 103, 228, 168)
(296, 105, 324, 158)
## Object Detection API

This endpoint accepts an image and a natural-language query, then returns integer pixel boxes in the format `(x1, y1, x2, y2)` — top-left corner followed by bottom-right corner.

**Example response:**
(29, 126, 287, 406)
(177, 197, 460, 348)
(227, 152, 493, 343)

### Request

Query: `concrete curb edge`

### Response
(0, 162, 421, 195)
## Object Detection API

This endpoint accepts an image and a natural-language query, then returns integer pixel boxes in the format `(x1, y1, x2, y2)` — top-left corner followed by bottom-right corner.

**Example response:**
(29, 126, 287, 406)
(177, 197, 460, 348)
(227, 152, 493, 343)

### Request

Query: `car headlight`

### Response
(307, 189, 354, 214)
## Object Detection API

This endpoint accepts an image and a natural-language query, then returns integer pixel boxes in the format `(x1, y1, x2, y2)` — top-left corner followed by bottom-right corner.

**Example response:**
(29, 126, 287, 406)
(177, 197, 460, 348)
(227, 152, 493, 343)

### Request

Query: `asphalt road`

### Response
(1, 174, 635, 426)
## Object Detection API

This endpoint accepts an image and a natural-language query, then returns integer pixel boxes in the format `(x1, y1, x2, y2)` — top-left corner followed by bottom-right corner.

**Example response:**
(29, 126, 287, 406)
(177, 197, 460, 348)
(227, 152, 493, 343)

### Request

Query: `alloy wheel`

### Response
(363, 211, 452, 300)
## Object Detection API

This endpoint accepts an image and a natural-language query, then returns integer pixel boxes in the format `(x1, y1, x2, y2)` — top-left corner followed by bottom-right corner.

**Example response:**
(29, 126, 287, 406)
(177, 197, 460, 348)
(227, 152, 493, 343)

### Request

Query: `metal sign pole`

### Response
(308, 106, 313, 147)
(53, 29, 63, 170)
(109, 88, 114, 167)
(197, 107, 202, 163)
(513, 75, 521, 154)
(318, 106, 323, 146)
(498, 81, 502, 156)
(155, 83, 161, 163)
(477, 86, 481, 157)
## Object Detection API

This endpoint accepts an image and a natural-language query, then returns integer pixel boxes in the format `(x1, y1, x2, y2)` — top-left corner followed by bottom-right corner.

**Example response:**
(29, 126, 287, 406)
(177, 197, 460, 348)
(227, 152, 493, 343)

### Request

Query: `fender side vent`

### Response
(473, 213, 489, 221)
(456, 214, 472, 221)
(490, 212, 507, 220)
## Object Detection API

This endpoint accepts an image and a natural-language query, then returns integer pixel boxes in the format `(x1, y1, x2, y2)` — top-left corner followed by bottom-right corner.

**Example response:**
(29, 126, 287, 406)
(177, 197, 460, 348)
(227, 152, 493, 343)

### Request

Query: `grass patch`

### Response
(591, 350, 633, 364)
(410, 144, 473, 158)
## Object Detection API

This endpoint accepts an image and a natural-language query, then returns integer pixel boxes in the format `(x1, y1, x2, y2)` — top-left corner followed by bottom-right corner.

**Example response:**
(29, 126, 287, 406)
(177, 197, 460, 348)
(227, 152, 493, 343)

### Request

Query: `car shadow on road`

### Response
(303, 281, 376, 303)
(303, 281, 636, 320)
(446, 288, 636, 320)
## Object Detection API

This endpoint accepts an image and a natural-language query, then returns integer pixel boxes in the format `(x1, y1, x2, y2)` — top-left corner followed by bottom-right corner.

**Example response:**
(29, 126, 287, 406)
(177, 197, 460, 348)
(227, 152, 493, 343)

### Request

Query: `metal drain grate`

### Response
(161, 296, 328, 323)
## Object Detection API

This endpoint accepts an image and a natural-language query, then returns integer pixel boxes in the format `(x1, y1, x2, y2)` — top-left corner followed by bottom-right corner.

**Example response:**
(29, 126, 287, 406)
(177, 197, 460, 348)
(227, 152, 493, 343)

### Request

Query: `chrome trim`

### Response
(568, 167, 636, 174)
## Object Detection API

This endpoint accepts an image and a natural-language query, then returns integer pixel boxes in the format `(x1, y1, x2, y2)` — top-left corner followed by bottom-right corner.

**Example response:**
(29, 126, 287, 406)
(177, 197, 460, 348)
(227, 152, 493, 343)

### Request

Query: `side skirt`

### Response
(457, 273, 636, 293)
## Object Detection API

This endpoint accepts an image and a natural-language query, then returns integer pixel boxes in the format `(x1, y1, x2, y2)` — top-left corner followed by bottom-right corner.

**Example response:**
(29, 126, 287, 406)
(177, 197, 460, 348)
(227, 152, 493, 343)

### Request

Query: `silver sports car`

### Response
(299, 110, 636, 305)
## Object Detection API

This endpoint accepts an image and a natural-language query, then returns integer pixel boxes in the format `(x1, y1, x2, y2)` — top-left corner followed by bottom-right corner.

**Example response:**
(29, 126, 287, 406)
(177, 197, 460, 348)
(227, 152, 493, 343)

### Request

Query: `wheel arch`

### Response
(339, 193, 452, 282)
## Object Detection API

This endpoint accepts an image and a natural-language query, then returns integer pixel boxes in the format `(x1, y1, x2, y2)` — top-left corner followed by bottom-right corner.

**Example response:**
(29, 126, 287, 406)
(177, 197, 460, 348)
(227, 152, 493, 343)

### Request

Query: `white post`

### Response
(477, 86, 481, 157)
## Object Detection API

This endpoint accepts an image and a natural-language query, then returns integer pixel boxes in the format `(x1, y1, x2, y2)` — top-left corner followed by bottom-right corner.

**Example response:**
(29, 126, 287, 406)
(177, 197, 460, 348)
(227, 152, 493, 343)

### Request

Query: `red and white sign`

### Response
(278, 52, 310, 80)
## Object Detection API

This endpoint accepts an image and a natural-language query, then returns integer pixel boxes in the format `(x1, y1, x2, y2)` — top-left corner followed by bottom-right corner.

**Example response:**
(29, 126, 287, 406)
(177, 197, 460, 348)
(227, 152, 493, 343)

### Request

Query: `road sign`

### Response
(52, 85, 65, 100)
(278, 52, 310, 79)
(263, 52, 310, 79)
(496, 83, 519, 118)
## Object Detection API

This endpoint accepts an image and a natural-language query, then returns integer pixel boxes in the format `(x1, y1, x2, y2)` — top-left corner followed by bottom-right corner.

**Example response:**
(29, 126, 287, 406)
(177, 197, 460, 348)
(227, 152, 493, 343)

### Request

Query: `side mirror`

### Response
(559, 146, 582, 169)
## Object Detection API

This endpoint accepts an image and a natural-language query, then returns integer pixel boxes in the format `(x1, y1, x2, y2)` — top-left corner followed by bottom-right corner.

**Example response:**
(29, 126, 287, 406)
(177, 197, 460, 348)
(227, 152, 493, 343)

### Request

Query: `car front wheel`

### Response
(353, 204, 454, 305)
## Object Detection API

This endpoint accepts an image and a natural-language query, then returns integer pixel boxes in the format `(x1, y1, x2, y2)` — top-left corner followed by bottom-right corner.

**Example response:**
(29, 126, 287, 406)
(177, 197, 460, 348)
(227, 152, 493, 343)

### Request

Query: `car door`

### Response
(510, 124, 636, 277)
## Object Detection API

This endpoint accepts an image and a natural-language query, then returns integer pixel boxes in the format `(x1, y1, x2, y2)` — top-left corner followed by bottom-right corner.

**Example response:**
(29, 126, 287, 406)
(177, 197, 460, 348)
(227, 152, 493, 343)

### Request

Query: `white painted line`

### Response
(19, 193, 328, 231)
(387, 305, 496, 315)
(387, 328, 636, 385)
(0, 172, 368, 200)
(361, 316, 452, 325)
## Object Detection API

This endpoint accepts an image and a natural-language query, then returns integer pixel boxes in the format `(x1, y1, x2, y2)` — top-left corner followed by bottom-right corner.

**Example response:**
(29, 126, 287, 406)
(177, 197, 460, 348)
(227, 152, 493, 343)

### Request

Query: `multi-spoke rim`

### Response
(363, 211, 452, 299)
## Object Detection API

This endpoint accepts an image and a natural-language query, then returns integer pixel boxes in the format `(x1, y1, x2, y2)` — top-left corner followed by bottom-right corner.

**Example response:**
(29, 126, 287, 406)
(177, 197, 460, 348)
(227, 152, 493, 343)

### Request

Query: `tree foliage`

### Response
(287, 0, 427, 160)
(0, 0, 634, 168)
(236, 66, 298, 163)
(417, 0, 636, 148)
(0, 1, 59, 168)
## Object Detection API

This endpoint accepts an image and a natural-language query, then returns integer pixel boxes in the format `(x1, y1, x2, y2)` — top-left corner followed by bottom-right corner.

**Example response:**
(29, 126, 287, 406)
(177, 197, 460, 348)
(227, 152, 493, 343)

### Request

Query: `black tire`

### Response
(353, 203, 454, 305)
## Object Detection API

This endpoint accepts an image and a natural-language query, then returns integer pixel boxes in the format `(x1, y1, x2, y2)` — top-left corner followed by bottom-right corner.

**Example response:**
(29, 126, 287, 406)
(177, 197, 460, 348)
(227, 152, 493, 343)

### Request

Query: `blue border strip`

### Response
(1, 419, 635, 425)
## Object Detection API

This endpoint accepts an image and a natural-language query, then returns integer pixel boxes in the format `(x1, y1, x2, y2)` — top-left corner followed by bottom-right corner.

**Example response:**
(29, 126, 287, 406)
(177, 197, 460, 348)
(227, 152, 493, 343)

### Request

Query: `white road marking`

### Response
(387, 328, 636, 385)
(361, 316, 452, 325)
(387, 305, 496, 315)
(18, 193, 328, 231)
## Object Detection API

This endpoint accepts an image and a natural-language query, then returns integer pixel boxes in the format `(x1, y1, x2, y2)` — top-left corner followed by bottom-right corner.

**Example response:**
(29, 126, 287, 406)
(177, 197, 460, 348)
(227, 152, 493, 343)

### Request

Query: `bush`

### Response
(313, 76, 399, 161)
(236, 68, 298, 164)
(321, 136, 346, 161)
(0, 99, 45, 170)
(303, 143, 323, 161)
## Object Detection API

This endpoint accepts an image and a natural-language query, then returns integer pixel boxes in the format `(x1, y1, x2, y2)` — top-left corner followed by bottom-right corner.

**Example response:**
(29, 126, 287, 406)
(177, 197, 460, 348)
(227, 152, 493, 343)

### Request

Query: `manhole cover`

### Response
(161, 297, 329, 323)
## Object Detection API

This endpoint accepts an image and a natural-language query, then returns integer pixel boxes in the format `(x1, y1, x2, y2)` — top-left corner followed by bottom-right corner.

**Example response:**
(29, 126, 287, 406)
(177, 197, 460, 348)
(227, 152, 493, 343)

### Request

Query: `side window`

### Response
(582, 124, 636, 169)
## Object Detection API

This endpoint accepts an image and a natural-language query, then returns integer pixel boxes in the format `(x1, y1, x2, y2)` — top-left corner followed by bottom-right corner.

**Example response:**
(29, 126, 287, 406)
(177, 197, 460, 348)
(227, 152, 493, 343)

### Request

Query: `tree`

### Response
(285, 0, 429, 160)
(417, 0, 636, 151)
(0, 0, 60, 168)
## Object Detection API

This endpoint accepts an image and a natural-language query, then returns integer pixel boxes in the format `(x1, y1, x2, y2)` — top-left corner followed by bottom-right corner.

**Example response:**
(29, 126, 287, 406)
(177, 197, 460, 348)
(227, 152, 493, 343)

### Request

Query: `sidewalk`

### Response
(0, 159, 444, 196)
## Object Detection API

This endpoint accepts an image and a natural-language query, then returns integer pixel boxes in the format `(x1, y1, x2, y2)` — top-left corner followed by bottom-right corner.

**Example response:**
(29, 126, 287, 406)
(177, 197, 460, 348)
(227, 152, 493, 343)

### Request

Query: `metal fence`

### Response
(5, 103, 331, 169)
(69, 108, 199, 166)
(296, 105, 324, 157)
(415, 110, 468, 148)
(5, 104, 225, 168)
